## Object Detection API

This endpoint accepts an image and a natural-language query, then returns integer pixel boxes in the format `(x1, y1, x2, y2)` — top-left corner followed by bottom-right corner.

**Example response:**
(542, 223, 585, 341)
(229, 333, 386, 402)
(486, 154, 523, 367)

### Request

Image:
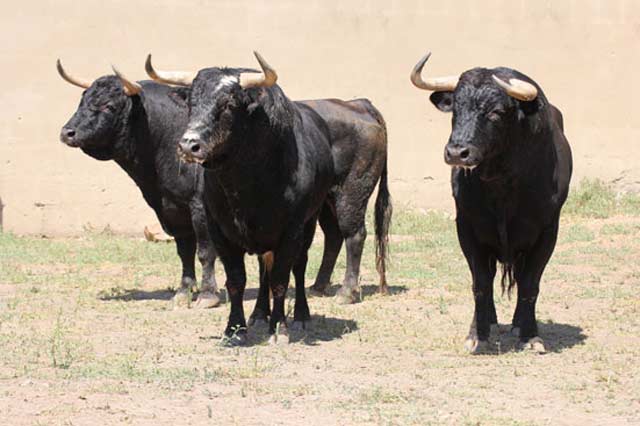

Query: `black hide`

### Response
(60, 77, 219, 304)
(430, 67, 572, 349)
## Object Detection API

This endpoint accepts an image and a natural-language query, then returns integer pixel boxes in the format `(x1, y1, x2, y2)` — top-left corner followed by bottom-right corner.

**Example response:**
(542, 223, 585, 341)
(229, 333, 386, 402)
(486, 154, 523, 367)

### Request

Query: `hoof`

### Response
(220, 332, 247, 347)
(181, 277, 198, 292)
(490, 323, 500, 335)
(335, 288, 358, 305)
(291, 320, 310, 331)
(248, 309, 270, 328)
(308, 285, 327, 297)
(248, 316, 269, 328)
(521, 337, 546, 354)
(172, 288, 191, 309)
(511, 326, 521, 338)
(464, 337, 490, 354)
(193, 291, 221, 309)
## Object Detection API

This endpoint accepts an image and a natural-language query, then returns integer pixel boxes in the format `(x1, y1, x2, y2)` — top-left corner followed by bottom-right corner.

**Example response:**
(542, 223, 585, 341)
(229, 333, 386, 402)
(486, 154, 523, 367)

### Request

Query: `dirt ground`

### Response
(1, 193, 639, 425)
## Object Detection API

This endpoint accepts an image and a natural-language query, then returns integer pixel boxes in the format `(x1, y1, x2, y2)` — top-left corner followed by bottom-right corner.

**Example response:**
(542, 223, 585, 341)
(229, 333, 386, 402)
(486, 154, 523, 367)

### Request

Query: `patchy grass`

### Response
(0, 181, 639, 424)
(564, 178, 640, 218)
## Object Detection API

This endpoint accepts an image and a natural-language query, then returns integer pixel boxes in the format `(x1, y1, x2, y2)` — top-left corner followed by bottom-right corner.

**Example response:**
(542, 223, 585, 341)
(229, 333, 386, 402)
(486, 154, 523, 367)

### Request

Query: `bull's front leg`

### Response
(291, 216, 319, 330)
(456, 216, 497, 354)
(220, 251, 248, 346)
(189, 201, 221, 309)
(512, 221, 560, 354)
(267, 225, 305, 345)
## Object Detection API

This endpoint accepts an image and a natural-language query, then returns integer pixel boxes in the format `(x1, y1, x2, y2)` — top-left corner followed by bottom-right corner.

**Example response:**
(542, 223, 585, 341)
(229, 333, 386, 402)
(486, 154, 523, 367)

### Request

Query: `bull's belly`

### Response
(158, 198, 193, 238)
(469, 217, 545, 263)
(215, 215, 284, 255)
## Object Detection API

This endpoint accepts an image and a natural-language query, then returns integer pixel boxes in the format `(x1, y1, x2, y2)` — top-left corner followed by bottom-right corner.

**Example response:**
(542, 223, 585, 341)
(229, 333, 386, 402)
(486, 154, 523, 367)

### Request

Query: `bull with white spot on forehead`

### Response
(146, 52, 335, 345)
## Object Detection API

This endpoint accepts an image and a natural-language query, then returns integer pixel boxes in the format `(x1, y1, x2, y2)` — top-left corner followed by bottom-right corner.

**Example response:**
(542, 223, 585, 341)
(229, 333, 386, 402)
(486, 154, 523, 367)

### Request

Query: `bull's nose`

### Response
(62, 128, 76, 138)
(60, 127, 77, 145)
(179, 136, 201, 155)
(445, 145, 470, 163)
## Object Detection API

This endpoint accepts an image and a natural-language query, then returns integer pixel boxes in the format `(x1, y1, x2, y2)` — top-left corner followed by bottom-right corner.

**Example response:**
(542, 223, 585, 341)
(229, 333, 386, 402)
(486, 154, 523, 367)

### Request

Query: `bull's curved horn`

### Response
(410, 52, 459, 92)
(492, 76, 538, 101)
(145, 54, 197, 87)
(239, 51, 278, 89)
(111, 65, 142, 96)
(56, 59, 92, 89)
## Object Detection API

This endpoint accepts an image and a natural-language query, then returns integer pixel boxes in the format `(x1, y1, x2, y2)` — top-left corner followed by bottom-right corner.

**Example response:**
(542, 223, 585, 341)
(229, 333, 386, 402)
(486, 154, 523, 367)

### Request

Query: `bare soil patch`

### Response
(1, 211, 639, 425)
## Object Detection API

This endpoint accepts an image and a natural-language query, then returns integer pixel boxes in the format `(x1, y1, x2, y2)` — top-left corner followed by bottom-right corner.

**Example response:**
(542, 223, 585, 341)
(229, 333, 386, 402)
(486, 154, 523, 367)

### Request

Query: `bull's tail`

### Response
(500, 262, 516, 297)
(375, 158, 392, 294)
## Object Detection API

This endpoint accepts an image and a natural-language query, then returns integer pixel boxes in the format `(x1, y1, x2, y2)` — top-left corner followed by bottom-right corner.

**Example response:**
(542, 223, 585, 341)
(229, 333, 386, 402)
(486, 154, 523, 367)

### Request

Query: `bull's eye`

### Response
(487, 109, 504, 122)
(100, 103, 115, 113)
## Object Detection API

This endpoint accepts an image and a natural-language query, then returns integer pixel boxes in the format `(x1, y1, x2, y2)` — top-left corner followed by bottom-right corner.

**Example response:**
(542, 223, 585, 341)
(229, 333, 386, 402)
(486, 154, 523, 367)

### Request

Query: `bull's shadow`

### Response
(98, 288, 175, 302)
(199, 314, 358, 347)
(98, 281, 407, 305)
(244, 282, 407, 301)
(489, 321, 587, 354)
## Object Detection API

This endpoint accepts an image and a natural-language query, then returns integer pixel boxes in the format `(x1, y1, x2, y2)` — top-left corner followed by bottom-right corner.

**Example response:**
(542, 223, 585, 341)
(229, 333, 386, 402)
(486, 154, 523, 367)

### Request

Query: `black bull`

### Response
(412, 53, 572, 353)
(57, 66, 221, 310)
(248, 98, 392, 326)
(159, 54, 390, 343)
(58, 60, 390, 332)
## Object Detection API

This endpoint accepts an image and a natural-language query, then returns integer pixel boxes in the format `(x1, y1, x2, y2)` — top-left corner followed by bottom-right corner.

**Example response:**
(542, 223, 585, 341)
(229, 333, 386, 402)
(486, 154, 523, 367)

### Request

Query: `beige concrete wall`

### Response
(1, 0, 638, 235)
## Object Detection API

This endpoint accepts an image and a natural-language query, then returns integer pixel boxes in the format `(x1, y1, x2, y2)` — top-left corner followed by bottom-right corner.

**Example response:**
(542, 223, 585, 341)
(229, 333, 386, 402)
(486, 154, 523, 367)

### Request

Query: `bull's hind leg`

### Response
(512, 221, 559, 354)
(190, 203, 221, 309)
(309, 204, 343, 296)
(173, 235, 197, 308)
(333, 170, 381, 305)
(336, 224, 366, 305)
(333, 196, 369, 305)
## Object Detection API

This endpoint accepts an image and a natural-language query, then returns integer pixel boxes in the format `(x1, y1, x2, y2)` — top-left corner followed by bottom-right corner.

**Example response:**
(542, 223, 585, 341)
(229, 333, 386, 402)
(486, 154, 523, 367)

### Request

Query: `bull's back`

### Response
(548, 103, 572, 205)
(297, 98, 387, 181)
(299, 98, 386, 138)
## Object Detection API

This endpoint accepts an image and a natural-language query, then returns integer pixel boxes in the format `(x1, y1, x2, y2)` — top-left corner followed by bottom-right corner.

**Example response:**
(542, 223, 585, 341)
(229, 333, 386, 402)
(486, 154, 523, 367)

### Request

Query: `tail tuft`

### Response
(375, 159, 392, 293)
(500, 262, 516, 297)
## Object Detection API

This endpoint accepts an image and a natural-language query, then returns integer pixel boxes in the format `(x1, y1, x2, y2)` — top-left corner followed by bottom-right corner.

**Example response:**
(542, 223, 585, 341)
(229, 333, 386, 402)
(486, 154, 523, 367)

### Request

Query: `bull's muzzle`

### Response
(60, 127, 80, 147)
(178, 132, 205, 163)
(444, 143, 480, 168)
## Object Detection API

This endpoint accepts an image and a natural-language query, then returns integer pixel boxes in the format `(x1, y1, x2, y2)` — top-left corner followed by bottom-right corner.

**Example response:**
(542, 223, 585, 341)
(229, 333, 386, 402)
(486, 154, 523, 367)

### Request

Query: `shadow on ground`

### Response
(490, 321, 587, 354)
(98, 283, 407, 304)
(98, 288, 175, 302)
(198, 315, 359, 347)
(299, 283, 408, 300)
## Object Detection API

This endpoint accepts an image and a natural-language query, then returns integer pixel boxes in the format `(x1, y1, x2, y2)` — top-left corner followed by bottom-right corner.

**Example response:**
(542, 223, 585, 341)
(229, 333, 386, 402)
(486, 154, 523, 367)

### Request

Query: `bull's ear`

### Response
(518, 97, 542, 116)
(430, 91, 454, 113)
(247, 101, 261, 115)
